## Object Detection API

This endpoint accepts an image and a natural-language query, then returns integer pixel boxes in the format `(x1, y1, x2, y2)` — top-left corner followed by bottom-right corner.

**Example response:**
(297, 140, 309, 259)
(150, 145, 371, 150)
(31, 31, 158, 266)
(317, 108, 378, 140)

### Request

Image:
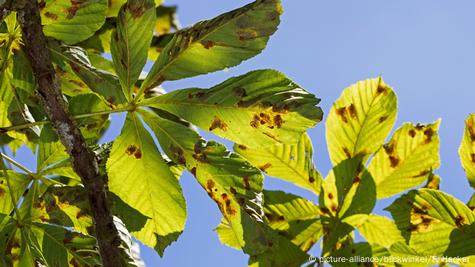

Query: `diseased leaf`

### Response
(262, 190, 322, 251)
(0, 171, 31, 215)
(37, 125, 67, 173)
(141, 69, 322, 147)
(49, 44, 127, 106)
(235, 133, 322, 195)
(141, 0, 283, 90)
(368, 121, 441, 199)
(320, 157, 376, 220)
(41, 0, 108, 44)
(106, 112, 186, 255)
(386, 188, 475, 257)
(332, 242, 392, 267)
(326, 78, 397, 165)
(111, 0, 156, 99)
(139, 109, 308, 266)
(358, 214, 404, 247)
(460, 114, 475, 189)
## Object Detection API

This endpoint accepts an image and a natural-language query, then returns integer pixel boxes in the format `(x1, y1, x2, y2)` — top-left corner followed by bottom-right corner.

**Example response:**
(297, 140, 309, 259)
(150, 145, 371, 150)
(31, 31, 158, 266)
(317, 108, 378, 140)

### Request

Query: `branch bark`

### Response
(14, 1, 123, 266)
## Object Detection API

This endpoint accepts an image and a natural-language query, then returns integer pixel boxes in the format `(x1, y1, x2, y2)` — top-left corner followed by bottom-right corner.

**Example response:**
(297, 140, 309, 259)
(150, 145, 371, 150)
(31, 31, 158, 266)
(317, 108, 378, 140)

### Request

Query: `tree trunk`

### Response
(13, 0, 123, 266)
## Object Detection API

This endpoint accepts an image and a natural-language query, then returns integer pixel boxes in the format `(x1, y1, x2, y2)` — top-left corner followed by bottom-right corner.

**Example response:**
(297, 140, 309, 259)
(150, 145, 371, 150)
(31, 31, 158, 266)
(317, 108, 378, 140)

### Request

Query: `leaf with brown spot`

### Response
(387, 189, 475, 256)
(141, 69, 323, 147)
(459, 114, 475, 189)
(326, 78, 397, 165)
(40, 0, 108, 44)
(235, 133, 322, 195)
(368, 120, 441, 199)
(141, 0, 283, 89)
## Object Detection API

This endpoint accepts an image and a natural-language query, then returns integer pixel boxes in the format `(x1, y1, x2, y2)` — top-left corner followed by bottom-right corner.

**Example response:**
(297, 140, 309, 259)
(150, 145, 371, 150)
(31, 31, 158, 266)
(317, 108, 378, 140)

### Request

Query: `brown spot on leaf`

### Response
(383, 143, 395, 154)
(126, 145, 137, 155)
(259, 163, 272, 172)
(201, 40, 214, 49)
(336, 107, 348, 123)
(331, 205, 338, 212)
(169, 145, 186, 164)
(319, 207, 330, 215)
(209, 116, 228, 131)
(76, 210, 88, 219)
(190, 167, 197, 176)
(348, 104, 357, 118)
(327, 193, 334, 200)
(134, 149, 142, 159)
(376, 84, 388, 95)
(127, 3, 146, 18)
(308, 176, 315, 183)
(273, 115, 284, 128)
(379, 116, 387, 123)
(237, 30, 258, 40)
(455, 215, 466, 227)
(353, 176, 361, 184)
(237, 144, 247, 150)
(409, 129, 416, 138)
(39, 0, 46, 9)
(471, 153, 475, 163)
(230, 187, 237, 194)
(243, 176, 250, 190)
(0, 187, 5, 198)
(67, 0, 81, 19)
(389, 155, 400, 168)
(250, 114, 260, 128)
(44, 12, 58, 20)
(234, 87, 247, 97)
(342, 147, 351, 158)
(423, 128, 434, 144)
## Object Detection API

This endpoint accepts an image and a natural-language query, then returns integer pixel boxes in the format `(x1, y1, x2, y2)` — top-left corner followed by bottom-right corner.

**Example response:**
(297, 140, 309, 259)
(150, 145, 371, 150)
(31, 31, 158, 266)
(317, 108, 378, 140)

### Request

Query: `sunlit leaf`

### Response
(41, 0, 108, 44)
(0, 170, 31, 215)
(107, 112, 186, 255)
(358, 214, 404, 247)
(326, 78, 397, 165)
(368, 121, 441, 199)
(141, 69, 322, 147)
(235, 133, 322, 195)
(460, 114, 475, 189)
(141, 0, 283, 90)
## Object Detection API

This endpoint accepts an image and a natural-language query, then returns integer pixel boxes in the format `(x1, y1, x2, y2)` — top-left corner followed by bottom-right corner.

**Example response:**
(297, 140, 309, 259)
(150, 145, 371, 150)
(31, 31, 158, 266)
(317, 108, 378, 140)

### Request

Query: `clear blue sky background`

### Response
(9, 0, 475, 266)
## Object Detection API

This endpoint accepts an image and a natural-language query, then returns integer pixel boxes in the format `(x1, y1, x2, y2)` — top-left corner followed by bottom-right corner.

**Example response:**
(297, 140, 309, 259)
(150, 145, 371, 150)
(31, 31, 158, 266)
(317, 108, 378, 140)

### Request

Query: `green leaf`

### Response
(235, 133, 322, 195)
(141, 0, 283, 90)
(459, 114, 475, 189)
(49, 44, 127, 106)
(111, 0, 156, 99)
(37, 125, 68, 173)
(262, 190, 322, 251)
(114, 217, 146, 267)
(141, 69, 322, 147)
(0, 171, 31, 215)
(386, 188, 475, 257)
(368, 120, 441, 199)
(41, 0, 108, 44)
(29, 222, 101, 266)
(139, 109, 309, 266)
(358, 214, 404, 247)
(106, 112, 186, 255)
(326, 78, 397, 165)
(68, 93, 111, 140)
(320, 157, 376, 220)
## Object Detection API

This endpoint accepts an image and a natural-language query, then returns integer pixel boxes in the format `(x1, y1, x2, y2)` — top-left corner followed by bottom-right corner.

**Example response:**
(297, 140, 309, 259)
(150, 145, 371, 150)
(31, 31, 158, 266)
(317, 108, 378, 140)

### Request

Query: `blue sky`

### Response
(9, 0, 475, 266)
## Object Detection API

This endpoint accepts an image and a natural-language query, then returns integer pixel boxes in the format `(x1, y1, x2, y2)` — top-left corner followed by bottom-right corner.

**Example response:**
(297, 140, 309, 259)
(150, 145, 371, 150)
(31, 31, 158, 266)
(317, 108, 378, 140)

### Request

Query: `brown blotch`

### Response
(259, 163, 272, 172)
(169, 145, 186, 165)
(127, 3, 146, 18)
(229, 187, 237, 194)
(250, 114, 260, 128)
(376, 84, 388, 95)
(44, 12, 58, 20)
(383, 143, 395, 154)
(389, 155, 400, 168)
(0, 187, 5, 198)
(379, 116, 387, 123)
(407, 224, 418, 232)
(308, 176, 315, 183)
(348, 104, 357, 118)
(336, 107, 348, 123)
(39, 0, 46, 9)
(206, 180, 215, 192)
(234, 87, 247, 97)
(273, 114, 284, 128)
(126, 145, 137, 155)
(342, 147, 352, 158)
(67, 0, 81, 19)
(190, 167, 197, 176)
(272, 104, 290, 114)
(134, 149, 142, 159)
(243, 176, 251, 190)
(237, 144, 247, 150)
(76, 210, 88, 219)
(330, 205, 338, 212)
(471, 153, 475, 163)
(455, 215, 466, 227)
(209, 116, 228, 131)
(353, 176, 361, 184)
(327, 193, 334, 200)
(201, 40, 214, 49)
(467, 119, 475, 142)
(423, 128, 434, 144)
(319, 207, 330, 215)
(408, 129, 416, 138)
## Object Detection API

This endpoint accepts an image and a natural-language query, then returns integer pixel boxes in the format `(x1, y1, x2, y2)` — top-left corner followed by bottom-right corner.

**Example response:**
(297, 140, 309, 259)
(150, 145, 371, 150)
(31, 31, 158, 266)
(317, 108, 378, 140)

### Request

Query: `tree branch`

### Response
(14, 1, 123, 266)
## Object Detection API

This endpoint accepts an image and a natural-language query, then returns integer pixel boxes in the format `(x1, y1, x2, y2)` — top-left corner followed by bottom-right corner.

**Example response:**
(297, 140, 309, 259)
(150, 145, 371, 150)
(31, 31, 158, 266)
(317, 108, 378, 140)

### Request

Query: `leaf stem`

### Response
(0, 153, 34, 175)
(0, 106, 132, 133)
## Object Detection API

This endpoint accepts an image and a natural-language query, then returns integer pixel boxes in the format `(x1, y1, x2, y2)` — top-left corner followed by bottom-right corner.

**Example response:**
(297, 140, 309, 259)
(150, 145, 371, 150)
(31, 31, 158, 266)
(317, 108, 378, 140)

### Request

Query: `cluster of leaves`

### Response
(0, 0, 474, 266)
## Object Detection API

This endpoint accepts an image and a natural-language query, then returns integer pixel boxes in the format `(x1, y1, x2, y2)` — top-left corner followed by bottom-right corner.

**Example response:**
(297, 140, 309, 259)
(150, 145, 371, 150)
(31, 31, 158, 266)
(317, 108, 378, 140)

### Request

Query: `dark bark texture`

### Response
(12, 1, 123, 266)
